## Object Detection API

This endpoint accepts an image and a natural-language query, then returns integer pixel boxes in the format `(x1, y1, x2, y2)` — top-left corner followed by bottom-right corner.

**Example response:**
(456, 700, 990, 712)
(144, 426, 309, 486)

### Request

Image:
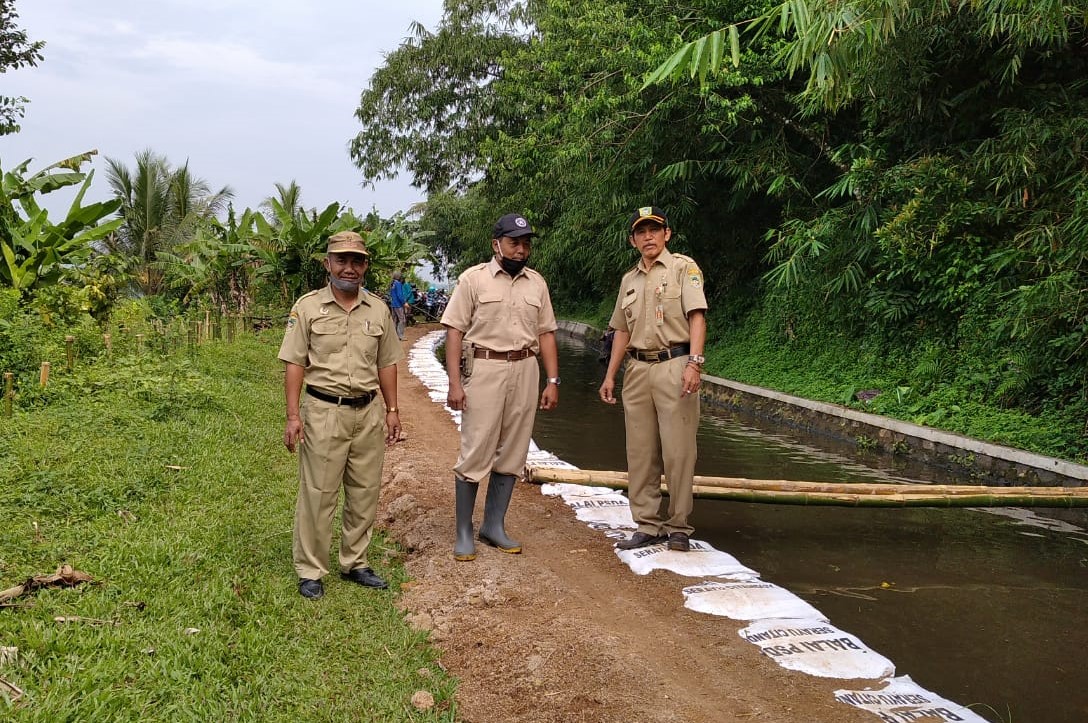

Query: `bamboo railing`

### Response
(527, 467, 1088, 508)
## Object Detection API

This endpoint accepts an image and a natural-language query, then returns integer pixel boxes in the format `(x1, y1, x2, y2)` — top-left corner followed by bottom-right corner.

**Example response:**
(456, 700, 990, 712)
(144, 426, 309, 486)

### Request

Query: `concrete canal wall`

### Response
(557, 320, 1088, 488)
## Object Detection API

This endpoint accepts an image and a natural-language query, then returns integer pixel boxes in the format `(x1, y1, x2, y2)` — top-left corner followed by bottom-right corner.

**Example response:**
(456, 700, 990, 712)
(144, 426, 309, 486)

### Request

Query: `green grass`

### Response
(0, 334, 456, 722)
(555, 302, 1086, 463)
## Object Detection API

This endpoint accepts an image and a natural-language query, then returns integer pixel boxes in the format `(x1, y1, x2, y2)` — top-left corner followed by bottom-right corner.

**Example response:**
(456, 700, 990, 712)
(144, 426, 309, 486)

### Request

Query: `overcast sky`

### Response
(2, 0, 443, 218)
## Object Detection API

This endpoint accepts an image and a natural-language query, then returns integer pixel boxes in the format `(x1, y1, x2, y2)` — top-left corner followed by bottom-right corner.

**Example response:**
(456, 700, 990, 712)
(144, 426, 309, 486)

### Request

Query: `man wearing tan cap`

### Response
(279, 231, 403, 599)
(599, 206, 707, 553)
(441, 213, 560, 561)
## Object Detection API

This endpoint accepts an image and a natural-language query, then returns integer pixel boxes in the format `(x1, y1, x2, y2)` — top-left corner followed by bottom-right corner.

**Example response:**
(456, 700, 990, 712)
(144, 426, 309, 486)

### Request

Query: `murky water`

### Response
(532, 333, 1088, 723)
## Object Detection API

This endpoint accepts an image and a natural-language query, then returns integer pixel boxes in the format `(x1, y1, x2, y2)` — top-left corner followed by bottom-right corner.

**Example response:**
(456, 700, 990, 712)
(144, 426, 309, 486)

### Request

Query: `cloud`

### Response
(3, 1, 443, 218)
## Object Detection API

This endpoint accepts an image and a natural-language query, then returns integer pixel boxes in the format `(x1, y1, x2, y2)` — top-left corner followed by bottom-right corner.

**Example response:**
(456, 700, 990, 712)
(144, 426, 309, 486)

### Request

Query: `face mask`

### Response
(495, 244, 529, 276)
(330, 276, 360, 292)
(498, 256, 528, 276)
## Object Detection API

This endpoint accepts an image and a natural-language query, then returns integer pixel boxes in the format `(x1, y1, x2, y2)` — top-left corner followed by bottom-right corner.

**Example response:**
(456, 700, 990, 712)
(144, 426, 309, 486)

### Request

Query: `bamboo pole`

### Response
(103, 333, 112, 357)
(39, 362, 50, 388)
(3, 372, 12, 418)
(527, 467, 1088, 508)
(135, 333, 144, 355)
(65, 335, 75, 372)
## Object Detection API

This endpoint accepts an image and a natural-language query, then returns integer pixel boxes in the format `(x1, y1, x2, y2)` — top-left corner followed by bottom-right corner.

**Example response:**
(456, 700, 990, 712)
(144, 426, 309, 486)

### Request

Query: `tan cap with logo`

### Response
(326, 231, 370, 256)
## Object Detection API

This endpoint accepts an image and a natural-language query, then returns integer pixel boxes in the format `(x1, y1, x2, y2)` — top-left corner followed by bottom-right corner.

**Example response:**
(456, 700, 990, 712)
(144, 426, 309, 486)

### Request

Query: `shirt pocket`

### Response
(663, 276, 683, 319)
(310, 317, 346, 355)
(358, 320, 383, 362)
(476, 290, 506, 322)
(621, 290, 638, 321)
(517, 295, 543, 329)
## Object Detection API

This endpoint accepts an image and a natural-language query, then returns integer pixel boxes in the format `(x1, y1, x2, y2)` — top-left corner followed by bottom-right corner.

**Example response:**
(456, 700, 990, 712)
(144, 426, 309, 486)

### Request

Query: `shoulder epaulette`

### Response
(460, 262, 490, 280)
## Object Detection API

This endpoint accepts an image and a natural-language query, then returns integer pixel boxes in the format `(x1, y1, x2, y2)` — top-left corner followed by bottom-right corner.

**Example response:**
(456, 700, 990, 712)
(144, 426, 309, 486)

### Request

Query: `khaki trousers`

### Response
(454, 357, 539, 483)
(294, 395, 385, 580)
(621, 356, 698, 535)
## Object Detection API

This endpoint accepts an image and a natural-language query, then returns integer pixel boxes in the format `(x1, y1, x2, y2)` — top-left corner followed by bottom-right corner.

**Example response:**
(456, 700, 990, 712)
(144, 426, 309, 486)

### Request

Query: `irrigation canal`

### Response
(529, 333, 1088, 723)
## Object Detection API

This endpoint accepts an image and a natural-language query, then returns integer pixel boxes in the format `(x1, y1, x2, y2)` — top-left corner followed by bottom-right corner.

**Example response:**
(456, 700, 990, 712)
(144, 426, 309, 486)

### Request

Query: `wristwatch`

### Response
(688, 354, 706, 365)
(546, 377, 561, 386)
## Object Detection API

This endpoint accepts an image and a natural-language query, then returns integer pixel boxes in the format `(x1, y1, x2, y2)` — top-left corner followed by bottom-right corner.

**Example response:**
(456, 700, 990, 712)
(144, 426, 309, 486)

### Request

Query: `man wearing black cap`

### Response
(279, 231, 403, 599)
(598, 207, 707, 552)
(441, 213, 560, 561)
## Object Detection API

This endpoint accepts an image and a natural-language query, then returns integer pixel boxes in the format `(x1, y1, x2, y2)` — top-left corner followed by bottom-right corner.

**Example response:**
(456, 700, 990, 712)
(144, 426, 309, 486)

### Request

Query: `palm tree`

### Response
(104, 149, 233, 296)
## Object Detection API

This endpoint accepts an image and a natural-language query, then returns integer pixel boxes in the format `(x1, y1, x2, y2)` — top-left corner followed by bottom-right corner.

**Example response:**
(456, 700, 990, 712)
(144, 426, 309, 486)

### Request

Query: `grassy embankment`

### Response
(562, 299, 1087, 465)
(0, 333, 455, 721)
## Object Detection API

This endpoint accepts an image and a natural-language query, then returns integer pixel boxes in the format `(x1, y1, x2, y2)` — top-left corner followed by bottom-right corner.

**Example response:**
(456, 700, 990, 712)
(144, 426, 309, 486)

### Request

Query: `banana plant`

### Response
(251, 197, 343, 302)
(0, 152, 122, 291)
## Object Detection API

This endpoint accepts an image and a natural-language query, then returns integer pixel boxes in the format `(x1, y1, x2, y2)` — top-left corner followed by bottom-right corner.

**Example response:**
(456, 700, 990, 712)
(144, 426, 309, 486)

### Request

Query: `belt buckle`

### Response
(652, 350, 665, 362)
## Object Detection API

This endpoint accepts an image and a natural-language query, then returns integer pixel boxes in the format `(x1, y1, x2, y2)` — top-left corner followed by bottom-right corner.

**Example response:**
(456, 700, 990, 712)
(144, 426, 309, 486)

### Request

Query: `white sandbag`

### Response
(615, 540, 758, 579)
(682, 580, 826, 622)
(739, 618, 894, 680)
(834, 675, 989, 722)
(540, 483, 619, 498)
(566, 495, 637, 528)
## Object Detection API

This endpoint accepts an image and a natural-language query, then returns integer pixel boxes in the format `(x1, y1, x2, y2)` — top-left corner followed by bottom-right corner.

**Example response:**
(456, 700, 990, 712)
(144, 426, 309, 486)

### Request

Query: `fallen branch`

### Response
(53, 616, 118, 627)
(0, 676, 24, 701)
(0, 565, 96, 604)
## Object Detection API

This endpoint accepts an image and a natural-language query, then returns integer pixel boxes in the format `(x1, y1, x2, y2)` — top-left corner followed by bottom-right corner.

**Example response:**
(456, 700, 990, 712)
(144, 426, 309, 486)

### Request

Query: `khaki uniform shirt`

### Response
(608, 249, 707, 351)
(441, 259, 558, 352)
(278, 285, 403, 394)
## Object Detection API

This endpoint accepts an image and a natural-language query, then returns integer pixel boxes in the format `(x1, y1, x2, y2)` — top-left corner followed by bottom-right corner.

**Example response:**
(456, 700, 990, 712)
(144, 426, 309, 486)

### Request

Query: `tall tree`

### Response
(349, 0, 532, 194)
(104, 150, 233, 296)
(0, 0, 45, 136)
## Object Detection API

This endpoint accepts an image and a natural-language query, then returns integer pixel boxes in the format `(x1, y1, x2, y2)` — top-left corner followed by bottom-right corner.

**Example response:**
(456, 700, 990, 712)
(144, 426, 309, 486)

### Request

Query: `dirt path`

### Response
(379, 324, 873, 723)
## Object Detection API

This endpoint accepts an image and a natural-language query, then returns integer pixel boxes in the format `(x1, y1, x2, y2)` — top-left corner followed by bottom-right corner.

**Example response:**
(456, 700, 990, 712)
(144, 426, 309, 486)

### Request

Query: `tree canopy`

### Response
(0, 0, 45, 136)
(352, 0, 1088, 459)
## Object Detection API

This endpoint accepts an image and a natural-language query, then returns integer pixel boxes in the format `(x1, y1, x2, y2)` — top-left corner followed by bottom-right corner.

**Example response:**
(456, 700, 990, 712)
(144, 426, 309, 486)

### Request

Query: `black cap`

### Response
(628, 206, 669, 232)
(493, 213, 536, 239)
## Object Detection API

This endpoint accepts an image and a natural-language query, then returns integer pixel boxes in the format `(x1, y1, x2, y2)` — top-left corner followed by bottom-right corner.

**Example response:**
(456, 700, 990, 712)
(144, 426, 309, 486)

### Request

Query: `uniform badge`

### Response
(688, 266, 703, 289)
(286, 311, 298, 330)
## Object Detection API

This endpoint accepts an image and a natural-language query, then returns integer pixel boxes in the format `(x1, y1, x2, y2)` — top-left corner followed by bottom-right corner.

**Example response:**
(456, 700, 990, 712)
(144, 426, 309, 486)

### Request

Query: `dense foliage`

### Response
(0, 0, 44, 136)
(351, 0, 1088, 461)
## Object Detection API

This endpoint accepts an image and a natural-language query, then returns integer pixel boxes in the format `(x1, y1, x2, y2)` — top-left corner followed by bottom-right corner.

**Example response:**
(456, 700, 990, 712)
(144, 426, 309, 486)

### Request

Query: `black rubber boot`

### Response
(478, 472, 522, 554)
(454, 477, 478, 561)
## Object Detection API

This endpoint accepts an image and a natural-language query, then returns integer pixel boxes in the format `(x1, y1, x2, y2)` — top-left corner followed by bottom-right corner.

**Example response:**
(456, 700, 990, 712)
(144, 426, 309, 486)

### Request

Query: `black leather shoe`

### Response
(298, 578, 324, 599)
(667, 532, 691, 552)
(340, 567, 389, 589)
(615, 531, 667, 550)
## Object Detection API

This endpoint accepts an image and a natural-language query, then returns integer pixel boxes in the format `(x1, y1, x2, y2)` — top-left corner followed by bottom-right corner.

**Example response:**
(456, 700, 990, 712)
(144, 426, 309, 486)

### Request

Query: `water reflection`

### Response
(532, 333, 1088, 723)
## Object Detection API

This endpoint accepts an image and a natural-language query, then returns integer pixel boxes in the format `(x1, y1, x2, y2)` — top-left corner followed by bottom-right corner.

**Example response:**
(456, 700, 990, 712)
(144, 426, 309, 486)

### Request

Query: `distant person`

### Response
(389, 270, 410, 340)
(441, 213, 560, 561)
(598, 206, 707, 552)
(406, 283, 419, 326)
(279, 231, 403, 599)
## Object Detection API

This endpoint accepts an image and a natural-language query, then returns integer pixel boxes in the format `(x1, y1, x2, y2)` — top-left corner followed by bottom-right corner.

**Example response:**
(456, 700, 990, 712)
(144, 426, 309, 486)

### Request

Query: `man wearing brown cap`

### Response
(441, 213, 560, 561)
(279, 231, 403, 599)
(599, 206, 707, 552)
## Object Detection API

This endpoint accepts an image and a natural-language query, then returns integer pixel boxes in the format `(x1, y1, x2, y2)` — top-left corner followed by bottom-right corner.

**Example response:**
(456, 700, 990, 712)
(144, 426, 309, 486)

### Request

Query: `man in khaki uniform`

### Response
(599, 206, 707, 552)
(442, 213, 560, 561)
(279, 231, 403, 600)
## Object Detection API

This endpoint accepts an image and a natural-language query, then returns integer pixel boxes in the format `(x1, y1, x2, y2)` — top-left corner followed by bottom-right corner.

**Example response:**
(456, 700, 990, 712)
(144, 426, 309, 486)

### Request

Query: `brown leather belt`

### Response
(305, 386, 376, 407)
(473, 347, 536, 361)
(629, 344, 690, 363)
